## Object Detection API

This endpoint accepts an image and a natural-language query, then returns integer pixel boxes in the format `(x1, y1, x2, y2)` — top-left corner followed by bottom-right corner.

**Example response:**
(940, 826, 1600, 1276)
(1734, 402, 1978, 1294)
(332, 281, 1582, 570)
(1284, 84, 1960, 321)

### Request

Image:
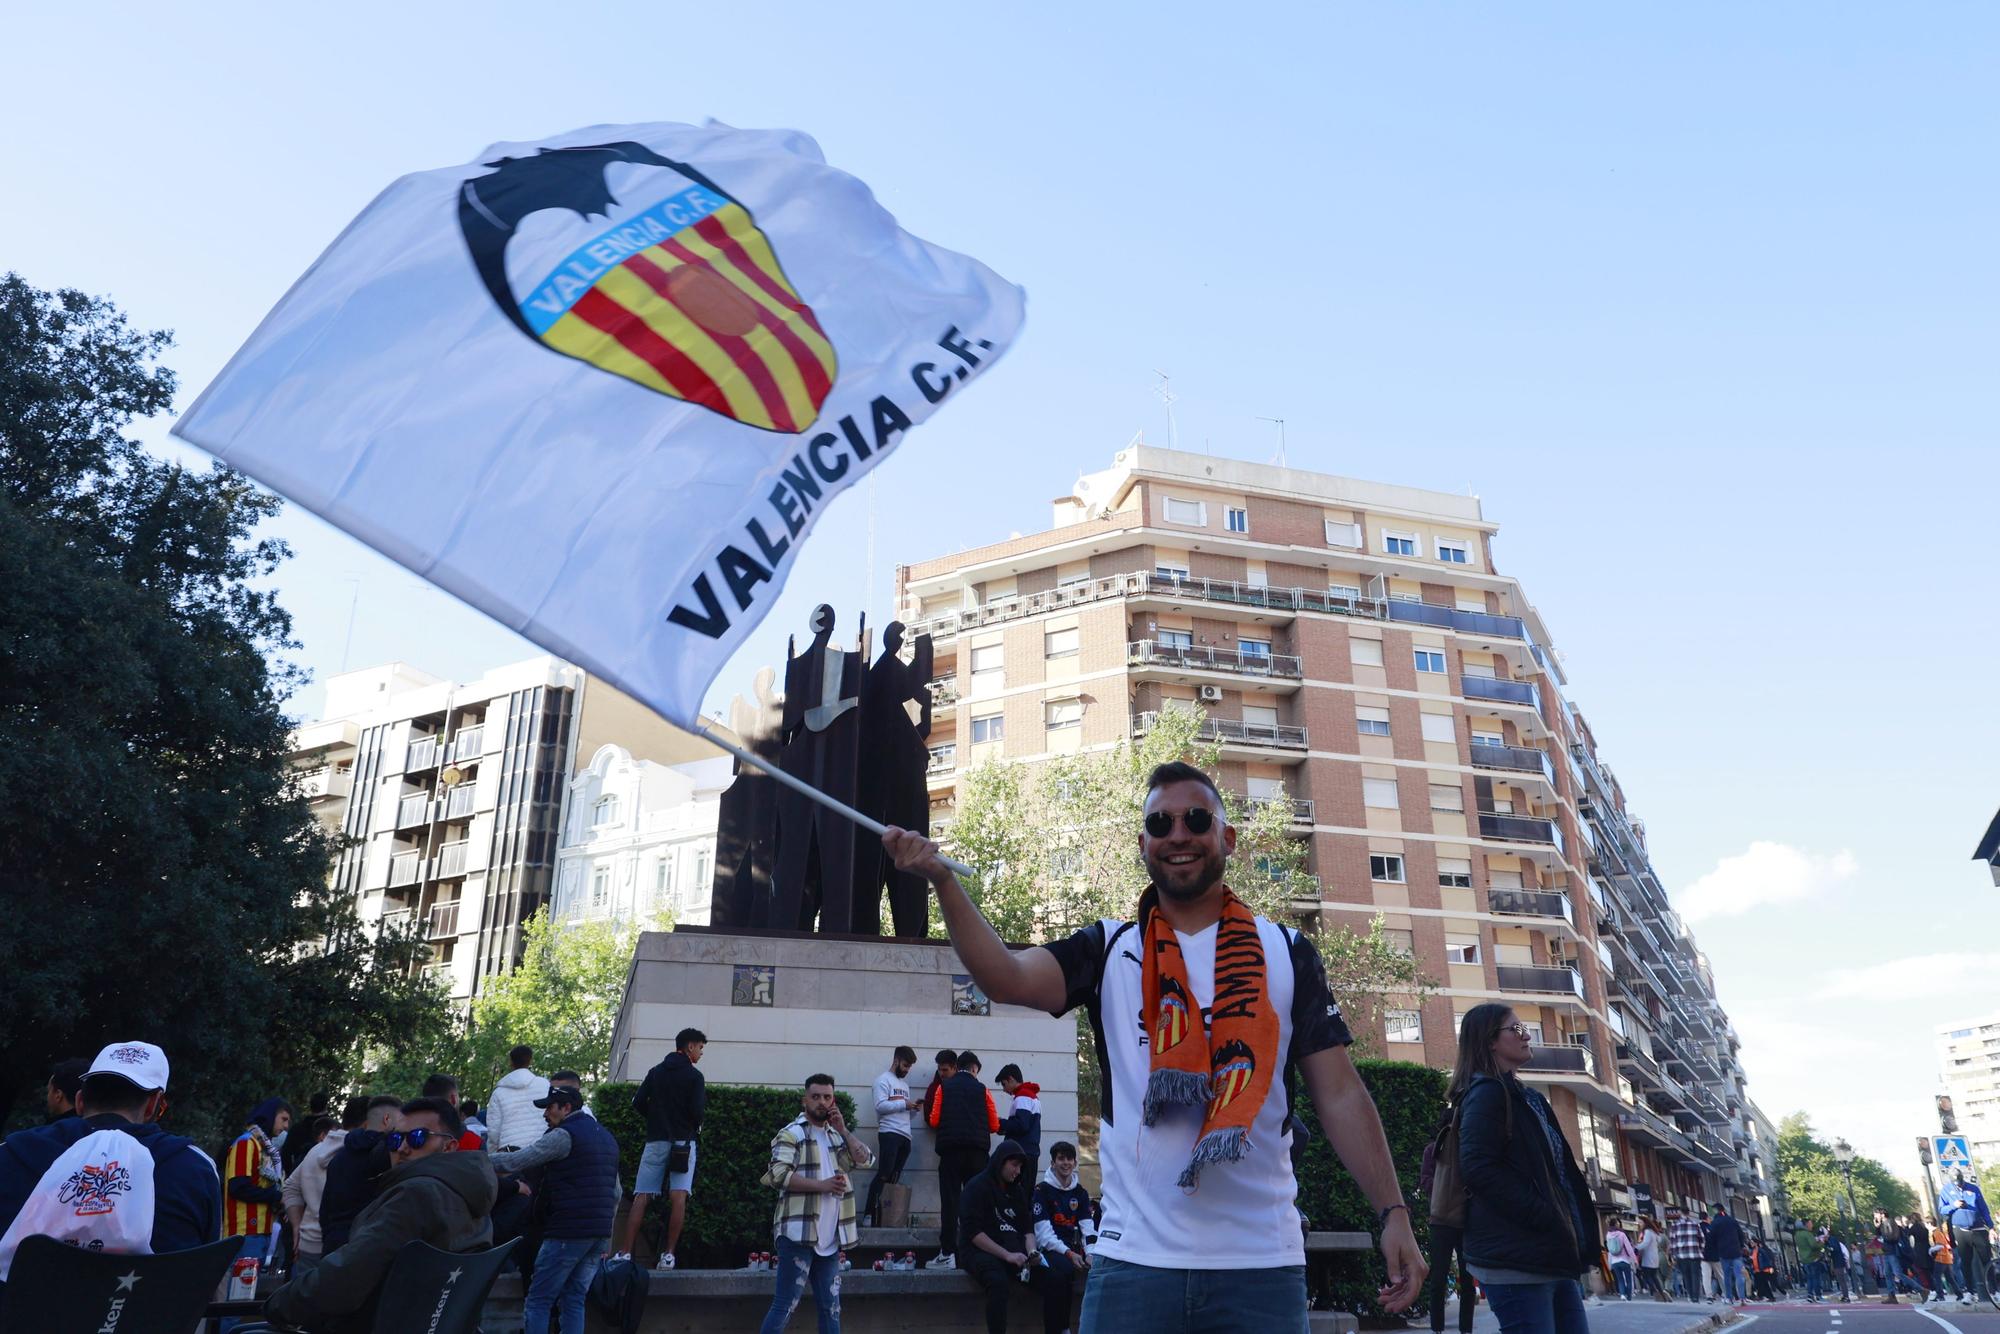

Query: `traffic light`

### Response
(1939, 1094, 1959, 1133)
(1919, 1136, 1933, 1166)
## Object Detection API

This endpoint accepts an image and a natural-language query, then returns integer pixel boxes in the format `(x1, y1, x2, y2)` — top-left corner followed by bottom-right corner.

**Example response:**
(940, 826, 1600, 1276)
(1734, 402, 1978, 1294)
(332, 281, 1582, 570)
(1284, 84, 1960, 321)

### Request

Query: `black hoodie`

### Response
(634, 1050, 706, 1142)
(957, 1139, 1030, 1259)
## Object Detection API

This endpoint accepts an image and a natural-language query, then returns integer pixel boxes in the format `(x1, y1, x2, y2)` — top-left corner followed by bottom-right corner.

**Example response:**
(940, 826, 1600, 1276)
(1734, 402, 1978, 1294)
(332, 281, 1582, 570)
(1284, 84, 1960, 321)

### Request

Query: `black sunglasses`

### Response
(385, 1127, 436, 1151)
(1144, 807, 1216, 838)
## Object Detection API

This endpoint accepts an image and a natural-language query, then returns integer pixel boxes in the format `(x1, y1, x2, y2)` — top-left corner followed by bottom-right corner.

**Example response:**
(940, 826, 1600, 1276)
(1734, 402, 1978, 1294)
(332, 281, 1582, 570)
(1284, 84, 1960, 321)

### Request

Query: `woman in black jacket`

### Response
(1453, 1003, 1598, 1334)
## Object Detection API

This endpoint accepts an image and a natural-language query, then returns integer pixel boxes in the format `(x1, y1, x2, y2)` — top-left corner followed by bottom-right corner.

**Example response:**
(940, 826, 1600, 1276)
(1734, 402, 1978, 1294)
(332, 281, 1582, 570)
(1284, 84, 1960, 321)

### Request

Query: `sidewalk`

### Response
(1440, 1293, 1742, 1334)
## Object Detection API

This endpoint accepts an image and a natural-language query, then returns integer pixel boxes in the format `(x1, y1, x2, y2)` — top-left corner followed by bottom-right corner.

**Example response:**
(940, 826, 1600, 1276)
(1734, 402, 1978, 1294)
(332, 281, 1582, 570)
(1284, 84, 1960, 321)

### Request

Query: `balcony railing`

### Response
(1488, 888, 1574, 925)
(427, 900, 460, 938)
(297, 767, 353, 801)
(450, 726, 484, 760)
(1461, 675, 1540, 708)
(443, 785, 476, 820)
(405, 735, 441, 771)
(1133, 711, 1308, 750)
(1384, 600, 1528, 641)
(927, 678, 960, 707)
(1249, 796, 1315, 825)
(1497, 965, 1585, 998)
(1616, 1040, 1662, 1082)
(1478, 812, 1565, 855)
(927, 744, 956, 775)
(1470, 740, 1557, 782)
(1280, 875, 1325, 911)
(388, 850, 422, 886)
(1128, 640, 1303, 679)
(396, 793, 431, 828)
(434, 840, 469, 879)
(379, 908, 413, 936)
(1523, 1043, 1595, 1077)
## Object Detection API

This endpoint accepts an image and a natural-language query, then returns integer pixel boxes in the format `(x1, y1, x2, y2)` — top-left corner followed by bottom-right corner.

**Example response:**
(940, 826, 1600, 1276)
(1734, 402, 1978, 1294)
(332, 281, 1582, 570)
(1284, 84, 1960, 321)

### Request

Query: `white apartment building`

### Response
(1937, 1013, 2000, 1170)
(552, 745, 731, 929)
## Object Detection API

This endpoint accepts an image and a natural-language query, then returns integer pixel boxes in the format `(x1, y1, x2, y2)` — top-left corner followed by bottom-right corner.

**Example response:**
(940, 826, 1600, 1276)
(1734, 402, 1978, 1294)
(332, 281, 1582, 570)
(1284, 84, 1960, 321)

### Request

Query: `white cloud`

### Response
(1676, 841, 1857, 923)
(1816, 952, 1996, 999)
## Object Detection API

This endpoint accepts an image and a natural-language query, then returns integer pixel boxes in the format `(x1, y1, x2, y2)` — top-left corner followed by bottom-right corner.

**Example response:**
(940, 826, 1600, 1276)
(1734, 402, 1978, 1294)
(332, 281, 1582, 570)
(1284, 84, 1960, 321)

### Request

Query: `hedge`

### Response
(1293, 1058, 1448, 1319)
(592, 1081, 856, 1269)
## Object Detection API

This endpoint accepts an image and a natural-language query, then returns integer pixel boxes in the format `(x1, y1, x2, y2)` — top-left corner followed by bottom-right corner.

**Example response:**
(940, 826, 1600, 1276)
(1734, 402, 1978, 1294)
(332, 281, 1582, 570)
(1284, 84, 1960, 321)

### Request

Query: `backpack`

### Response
(0, 1128, 159, 1279)
(1424, 1102, 1468, 1228)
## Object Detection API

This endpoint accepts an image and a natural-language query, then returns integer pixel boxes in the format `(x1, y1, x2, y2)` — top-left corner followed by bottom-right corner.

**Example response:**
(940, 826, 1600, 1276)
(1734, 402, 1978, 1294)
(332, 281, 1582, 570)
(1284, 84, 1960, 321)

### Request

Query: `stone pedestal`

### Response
(610, 928, 1078, 1232)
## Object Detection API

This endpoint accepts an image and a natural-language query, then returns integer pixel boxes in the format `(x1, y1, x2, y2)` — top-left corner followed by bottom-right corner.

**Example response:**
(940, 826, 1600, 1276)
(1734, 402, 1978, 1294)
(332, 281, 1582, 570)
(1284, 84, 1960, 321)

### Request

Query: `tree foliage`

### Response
(1776, 1112, 1918, 1231)
(0, 273, 446, 1147)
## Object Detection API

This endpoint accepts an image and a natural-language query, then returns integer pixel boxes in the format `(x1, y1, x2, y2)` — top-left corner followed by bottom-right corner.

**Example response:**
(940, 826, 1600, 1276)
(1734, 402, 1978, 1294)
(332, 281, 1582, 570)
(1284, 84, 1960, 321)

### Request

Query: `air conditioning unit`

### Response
(1197, 684, 1223, 703)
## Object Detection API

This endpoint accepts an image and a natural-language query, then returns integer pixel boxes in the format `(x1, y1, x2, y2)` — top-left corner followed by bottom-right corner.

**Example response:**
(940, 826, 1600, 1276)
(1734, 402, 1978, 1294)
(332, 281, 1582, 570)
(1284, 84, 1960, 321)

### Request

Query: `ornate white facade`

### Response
(553, 745, 732, 929)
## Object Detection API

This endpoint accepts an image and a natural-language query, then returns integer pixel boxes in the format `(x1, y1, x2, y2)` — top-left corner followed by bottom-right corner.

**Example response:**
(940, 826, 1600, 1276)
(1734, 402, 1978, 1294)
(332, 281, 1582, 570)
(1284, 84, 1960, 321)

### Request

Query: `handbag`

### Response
(668, 1140, 692, 1175)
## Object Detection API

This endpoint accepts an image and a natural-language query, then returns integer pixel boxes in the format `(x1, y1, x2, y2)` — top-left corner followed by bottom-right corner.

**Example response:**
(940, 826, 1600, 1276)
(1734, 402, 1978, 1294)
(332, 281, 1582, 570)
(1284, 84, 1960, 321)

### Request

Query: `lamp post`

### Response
(1834, 1138, 1859, 1225)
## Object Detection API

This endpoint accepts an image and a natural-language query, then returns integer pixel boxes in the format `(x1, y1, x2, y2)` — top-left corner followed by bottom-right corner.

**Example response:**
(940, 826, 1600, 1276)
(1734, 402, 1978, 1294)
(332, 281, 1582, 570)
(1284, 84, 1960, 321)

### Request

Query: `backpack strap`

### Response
(1085, 920, 1135, 1126)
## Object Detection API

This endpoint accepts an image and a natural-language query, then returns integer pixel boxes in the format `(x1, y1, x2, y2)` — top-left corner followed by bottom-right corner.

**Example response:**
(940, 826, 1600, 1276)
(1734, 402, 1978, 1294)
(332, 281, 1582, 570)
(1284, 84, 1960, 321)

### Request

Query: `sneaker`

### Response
(657, 1253, 676, 1271)
(926, 1252, 955, 1269)
(607, 1251, 632, 1263)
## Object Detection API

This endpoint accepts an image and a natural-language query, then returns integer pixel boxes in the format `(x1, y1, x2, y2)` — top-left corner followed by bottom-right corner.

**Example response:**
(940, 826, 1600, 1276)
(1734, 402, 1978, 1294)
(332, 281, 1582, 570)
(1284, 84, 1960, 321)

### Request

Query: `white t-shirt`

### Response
(874, 1070, 913, 1138)
(803, 1123, 841, 1256)
(1043, 910, 1350, 1270)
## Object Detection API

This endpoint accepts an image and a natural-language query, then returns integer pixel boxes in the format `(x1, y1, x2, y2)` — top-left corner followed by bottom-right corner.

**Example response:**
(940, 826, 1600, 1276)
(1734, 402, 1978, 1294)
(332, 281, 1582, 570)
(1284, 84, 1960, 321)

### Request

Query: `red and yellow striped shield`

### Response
(1156, 995, 1191, 1055)
(1211, 1055, 1256, 1111)
(519, 186, 837, 433)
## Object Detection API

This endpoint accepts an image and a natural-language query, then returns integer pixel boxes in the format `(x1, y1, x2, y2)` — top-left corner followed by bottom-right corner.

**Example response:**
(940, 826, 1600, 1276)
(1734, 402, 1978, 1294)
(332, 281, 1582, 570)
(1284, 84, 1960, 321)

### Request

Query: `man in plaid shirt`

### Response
(1669, 1209, 1708, 1302)
(759, 1074, 875, 1333)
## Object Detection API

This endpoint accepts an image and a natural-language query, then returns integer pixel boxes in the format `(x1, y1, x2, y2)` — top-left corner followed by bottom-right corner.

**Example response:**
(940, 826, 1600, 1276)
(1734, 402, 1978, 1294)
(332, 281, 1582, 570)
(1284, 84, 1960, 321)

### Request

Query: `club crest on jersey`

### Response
(458, 142, 837, 433)
(1154, 974, 1192, 1054)
(57, 1162, 132, 1217)
(1210, 1038, 1257, 1111)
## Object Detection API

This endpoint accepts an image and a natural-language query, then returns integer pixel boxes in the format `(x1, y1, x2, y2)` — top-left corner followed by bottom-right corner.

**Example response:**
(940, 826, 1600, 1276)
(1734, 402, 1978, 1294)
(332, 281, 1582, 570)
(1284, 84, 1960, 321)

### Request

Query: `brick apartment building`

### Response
(893, 444, 1787, 1232)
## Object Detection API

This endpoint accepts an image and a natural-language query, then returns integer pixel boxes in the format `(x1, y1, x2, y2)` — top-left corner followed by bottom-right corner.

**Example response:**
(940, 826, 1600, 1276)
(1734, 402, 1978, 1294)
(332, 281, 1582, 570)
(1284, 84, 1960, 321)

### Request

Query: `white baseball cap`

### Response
(86, 1041, 170, 1092)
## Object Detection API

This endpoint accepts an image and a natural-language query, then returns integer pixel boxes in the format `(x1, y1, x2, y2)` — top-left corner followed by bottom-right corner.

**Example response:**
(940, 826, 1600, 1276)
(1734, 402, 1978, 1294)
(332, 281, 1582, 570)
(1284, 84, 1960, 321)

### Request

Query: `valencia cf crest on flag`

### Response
(1210, 1037, 1258, 1111)
(459, 142, 837, 433)
(1155, 974, 1192, 1054)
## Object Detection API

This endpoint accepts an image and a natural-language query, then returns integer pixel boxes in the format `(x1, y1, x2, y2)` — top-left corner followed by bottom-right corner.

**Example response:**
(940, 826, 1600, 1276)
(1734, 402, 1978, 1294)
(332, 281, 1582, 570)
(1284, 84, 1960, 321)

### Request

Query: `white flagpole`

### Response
(695, 719, 976, 882)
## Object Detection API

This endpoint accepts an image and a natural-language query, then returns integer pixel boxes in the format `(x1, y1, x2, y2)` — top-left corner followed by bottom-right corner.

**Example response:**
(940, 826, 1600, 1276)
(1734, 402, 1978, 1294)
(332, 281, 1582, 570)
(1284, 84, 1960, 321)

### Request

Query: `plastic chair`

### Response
(232, 1236, 518, 1334)
(0, 1232, 241, 1333)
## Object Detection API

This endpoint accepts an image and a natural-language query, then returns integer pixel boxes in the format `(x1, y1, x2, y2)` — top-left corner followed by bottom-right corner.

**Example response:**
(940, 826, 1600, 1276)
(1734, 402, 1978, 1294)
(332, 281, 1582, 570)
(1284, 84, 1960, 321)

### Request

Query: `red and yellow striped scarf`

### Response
(1140, 886, 1278, 1189)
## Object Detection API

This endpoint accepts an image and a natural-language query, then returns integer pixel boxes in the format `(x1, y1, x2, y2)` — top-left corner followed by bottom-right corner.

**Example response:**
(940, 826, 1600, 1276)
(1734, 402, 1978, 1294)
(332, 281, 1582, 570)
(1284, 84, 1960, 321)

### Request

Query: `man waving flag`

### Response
(173, 120, 1023, 731)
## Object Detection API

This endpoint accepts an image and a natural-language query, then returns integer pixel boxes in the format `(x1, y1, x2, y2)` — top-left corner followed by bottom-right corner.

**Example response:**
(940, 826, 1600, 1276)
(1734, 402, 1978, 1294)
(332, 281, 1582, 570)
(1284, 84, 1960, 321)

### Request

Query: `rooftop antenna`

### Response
(338, 573, 362, 672)
(1153, 370, 1179, 450)
(1256, 415, 1288, 468)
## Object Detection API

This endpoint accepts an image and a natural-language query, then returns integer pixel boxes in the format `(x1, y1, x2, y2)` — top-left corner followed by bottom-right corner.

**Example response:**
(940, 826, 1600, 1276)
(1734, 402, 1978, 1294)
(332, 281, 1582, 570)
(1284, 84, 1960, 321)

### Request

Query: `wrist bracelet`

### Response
(1378, 1203, 1409, 1229)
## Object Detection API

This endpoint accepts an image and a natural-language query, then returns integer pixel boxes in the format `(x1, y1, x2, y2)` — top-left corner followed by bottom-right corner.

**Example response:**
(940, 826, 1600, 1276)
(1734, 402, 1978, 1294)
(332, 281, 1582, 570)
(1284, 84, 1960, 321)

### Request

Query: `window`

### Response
(590, 864, 610, 909)
(1414, 649, 1447, 674)
(1383, 928, 1415, 955)
(1155, 561, 1190, 580)
(971, 712, 1004, 744)
(1369, 853, 1406, 882)
(1437, 539, 1470, 564)
(1386, 1010, 1424, 1044)
(1057, 568, 1090, 589)
(1164, 497, 1206, 526)
(1226, 507, 1249, 533)
(1325, 520, 1362, 549)
(1363, 778, 1400, 809)
(1350, 637, 1384, 667)
(1383, 531, 1417, 557)
(693, 850, 711, 898)
(970, 644, 1003, 678)
(1431, 783, 1465, 812)
(1045, 698, 1084, 730)
(1461, 661, 1496, 679)
(1518, 1019, 1544, 1044)
(591, 795, 620, 828)
(1328, 583, 1362, 607)
(1489, 869, 1524, 890)
(1446, 933, 1481, 965)
(653, 857, 675, 906)
(1471, 729, 1504, 748)
(1420, 713, 1456, 744)
(1242, 704, 1279, 730)
(1158, 628, 1193, 650)
(1356, 706, 1391, 736)
(1044, 626, 1079, 659)
(1438, 857, 1473, 889)
(1238, 636, 1271, 661)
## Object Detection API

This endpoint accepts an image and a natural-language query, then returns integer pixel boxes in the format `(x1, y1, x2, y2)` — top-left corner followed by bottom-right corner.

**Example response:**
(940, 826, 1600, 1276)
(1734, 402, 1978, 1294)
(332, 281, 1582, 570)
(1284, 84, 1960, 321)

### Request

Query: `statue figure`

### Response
(853, 622, 934, 937)
(771, 605, 868, 932)
(708, 666, 782, 928)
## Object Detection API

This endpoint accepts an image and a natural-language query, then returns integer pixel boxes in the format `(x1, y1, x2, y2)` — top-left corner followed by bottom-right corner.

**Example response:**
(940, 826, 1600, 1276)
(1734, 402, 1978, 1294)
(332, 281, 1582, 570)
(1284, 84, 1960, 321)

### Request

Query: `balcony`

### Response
(1128, 640, 1303, 681)
(1279, 875, 1325, 912)
(1488, 888, 1574, 925)
(388, 850, 423, 887)
(1478, 812, 1565, 856)
(434, 840, 469, 879)
(442, 785, 477, 820)
(405, 735, 441, 772)
(1384, 600, 1528, 641)
(450, 726, 485, 761)
(927, 744, 956, 775)
(1497, 964, 1585, 998)
(297, 766, 353, 802)
(427, 900, 460, 938)
(927, 678, 960, 708)
(396, 792, 432, 829)
(1461, 675, 1540, 709)
(1616, 1040, 1663, 1085)
(1523, 1042, 1596, 1077)
(379, 908, 413, 936)
(1618, 1106, 1694, 1154)
(1470, 741, 1556, 783)
(1249, 796, 1315, 826)
(1133, 710, 1308, 752)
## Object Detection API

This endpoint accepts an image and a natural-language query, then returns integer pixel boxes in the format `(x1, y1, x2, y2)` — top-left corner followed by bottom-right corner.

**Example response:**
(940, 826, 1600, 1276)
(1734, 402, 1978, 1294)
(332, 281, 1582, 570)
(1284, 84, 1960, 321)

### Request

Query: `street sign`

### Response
(1933, 1135, 1979, 1181)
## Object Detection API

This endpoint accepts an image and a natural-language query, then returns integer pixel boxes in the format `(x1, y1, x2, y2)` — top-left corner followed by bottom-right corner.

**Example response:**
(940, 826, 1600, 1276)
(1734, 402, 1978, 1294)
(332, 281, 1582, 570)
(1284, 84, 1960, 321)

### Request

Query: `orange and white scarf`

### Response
(1139, 886, 1279, 1188)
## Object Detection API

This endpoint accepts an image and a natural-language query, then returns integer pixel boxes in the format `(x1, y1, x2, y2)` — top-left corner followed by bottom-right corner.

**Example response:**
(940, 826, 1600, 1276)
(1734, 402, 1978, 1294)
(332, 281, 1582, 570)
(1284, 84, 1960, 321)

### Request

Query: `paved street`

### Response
(1431, 1295, 2000, 1334)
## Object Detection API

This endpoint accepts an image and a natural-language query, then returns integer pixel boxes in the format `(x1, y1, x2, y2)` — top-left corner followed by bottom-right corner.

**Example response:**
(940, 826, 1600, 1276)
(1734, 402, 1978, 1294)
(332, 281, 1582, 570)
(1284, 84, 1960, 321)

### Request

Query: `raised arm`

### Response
(884, 827, 1069, 1011)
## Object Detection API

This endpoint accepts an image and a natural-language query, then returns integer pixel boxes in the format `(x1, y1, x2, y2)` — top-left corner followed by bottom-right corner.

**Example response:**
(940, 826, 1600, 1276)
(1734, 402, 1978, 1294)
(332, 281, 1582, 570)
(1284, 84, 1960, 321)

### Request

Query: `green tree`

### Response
(1776, 1113, 1918, 1231)
(0, 274, 445, 1147)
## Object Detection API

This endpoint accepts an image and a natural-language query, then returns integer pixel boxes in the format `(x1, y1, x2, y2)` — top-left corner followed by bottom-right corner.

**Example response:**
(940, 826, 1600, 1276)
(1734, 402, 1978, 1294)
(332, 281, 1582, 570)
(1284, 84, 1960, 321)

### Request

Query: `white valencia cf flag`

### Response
(174, 120, 1024, 728)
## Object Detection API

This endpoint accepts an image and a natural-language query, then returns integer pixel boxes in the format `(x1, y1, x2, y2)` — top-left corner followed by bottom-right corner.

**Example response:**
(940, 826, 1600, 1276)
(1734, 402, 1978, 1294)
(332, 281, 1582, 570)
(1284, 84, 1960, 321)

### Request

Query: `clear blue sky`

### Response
(8, 3, 1996, 1179)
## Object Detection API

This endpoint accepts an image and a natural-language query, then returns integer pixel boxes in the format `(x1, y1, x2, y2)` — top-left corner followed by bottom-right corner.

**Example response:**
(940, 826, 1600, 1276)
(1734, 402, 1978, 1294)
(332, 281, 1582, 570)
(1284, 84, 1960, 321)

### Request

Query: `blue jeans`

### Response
(524, 1236, 603, 1334)
(1080, 1255, 1307, 1333)
(1610, 1262, 1633, 1299)
(1720, 1257, 1746, 1302)
(760, 1234, 842, 1334)
(1805, 1260, 1824, 1299)
(1483, 1278, 1588, 1334)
